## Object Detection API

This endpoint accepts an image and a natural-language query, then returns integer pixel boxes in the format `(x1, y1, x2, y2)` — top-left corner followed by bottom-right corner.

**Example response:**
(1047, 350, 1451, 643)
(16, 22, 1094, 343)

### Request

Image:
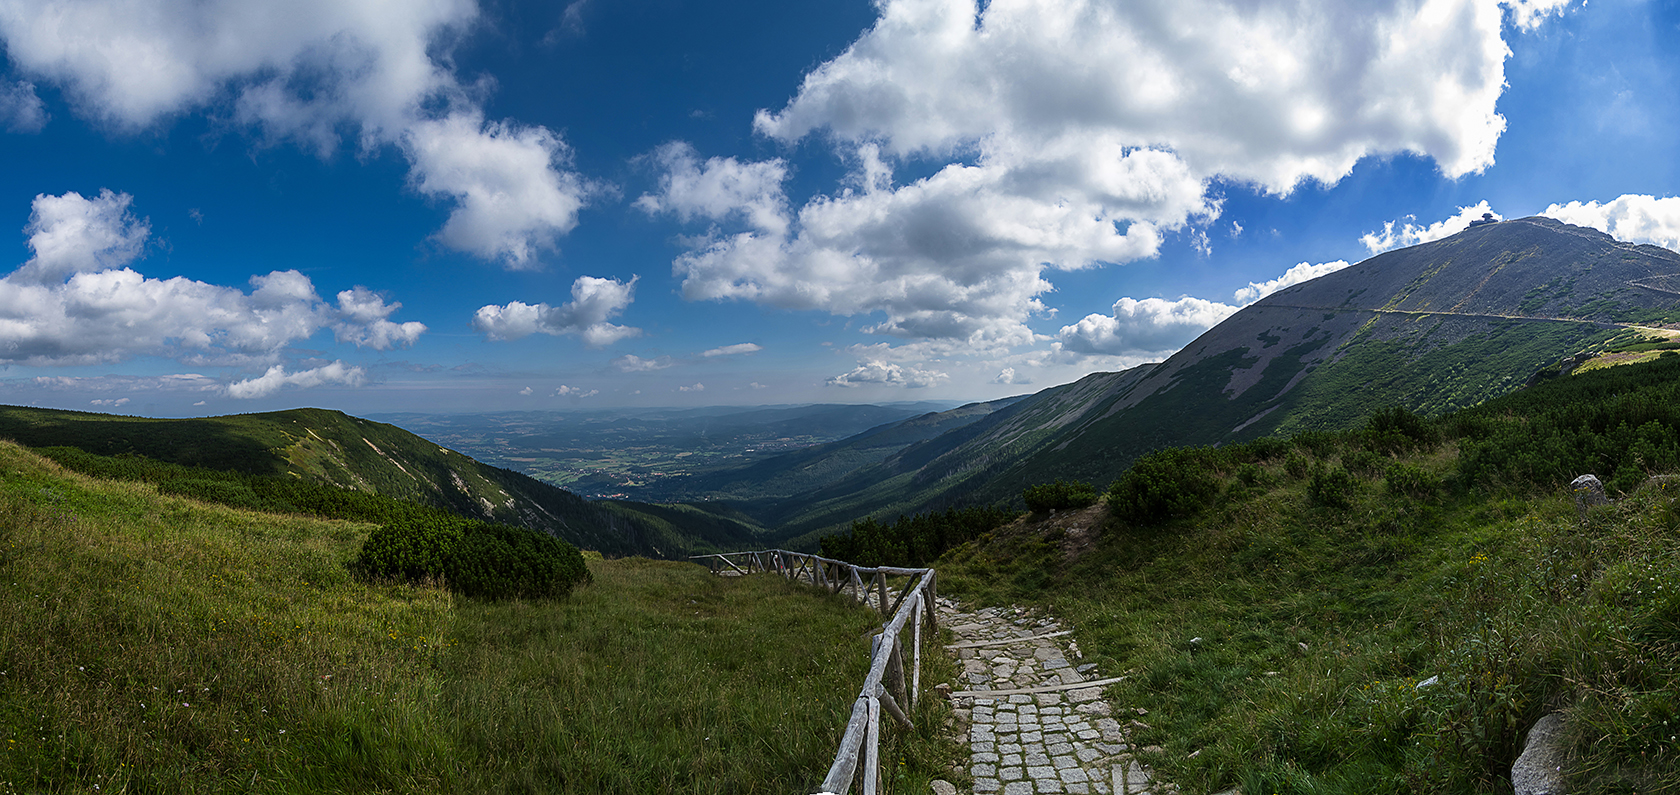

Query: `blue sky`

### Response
(0, 0, 1675, 417)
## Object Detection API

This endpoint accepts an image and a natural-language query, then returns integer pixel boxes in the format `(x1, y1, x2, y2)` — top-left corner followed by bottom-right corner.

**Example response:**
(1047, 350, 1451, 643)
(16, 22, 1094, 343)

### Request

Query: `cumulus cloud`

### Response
(611, 354, 673, 372)
(1504, 0, 1576, 30)
(702, 343, 762, 357)
(89, 397, 129, 407)
(1362, 201, 1501, 254)
(0, 192, 426, 366)
(992, 367, 1031, 385)
(678, 382, 705, 392)
(635, 142, 789, 236)
(648, 0, 1528, 355)
(0, 0, 590, 266)
(554, 385, 598, 398)
(224, 361, 365, 399)
(406, 112, 593, 267)
(827, 360, 949, 388)
(0, 80, 47, 132)
(472, 276, 640, 346)
(1543, 195, 1680, 251)
(1234, 260, 1352, 304)
(1058, 296, 1240, 357)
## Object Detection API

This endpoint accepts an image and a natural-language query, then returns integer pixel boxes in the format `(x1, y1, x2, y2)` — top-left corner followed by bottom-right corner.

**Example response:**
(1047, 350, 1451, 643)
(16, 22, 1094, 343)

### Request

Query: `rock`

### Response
(1572, 474, 1608, 518)
(1512, 713, 1568, 795)
(935, 682, 953, 698)
(931, 780, 959, 795)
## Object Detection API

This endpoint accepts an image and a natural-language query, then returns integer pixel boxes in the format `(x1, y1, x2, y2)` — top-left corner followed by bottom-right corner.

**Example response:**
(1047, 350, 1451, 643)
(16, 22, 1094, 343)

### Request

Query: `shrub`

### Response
(819, 504, 1018, 568)
(353, 514, 589, 600)
(1365, 405, 1437, 453)
(1021, 480, 1097, 512)
(1384, 462, 1440, 500)
(1308, 466, 1359, 510)
(1108, 446, 1226, 525)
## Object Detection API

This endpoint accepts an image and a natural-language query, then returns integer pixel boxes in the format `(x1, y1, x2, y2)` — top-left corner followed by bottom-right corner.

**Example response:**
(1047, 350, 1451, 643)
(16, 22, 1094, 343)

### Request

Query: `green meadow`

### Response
(0, 440, 957, 794)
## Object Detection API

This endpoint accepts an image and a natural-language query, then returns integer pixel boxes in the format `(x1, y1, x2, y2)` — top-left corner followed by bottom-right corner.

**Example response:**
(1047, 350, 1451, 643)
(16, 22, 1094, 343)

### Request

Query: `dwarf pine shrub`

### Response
(1021, 479, 1097, 512)
(354, 514, 589, 600)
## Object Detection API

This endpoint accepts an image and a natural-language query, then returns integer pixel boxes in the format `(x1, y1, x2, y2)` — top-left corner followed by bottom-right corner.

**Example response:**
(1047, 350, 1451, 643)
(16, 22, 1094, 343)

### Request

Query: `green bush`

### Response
(1021, 480, 1097, 512)
(819, 504, 1018, 568)
(1384, 462, 1440, 500)
(354, 514, 589, 600)
(1108, 446, 1227, 525)
(1308, 466, 1358, 509)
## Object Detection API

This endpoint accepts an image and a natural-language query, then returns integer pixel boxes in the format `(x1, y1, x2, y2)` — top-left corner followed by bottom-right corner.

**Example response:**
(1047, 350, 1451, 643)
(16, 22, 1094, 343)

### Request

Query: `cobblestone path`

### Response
(935, 599, 1173, 795)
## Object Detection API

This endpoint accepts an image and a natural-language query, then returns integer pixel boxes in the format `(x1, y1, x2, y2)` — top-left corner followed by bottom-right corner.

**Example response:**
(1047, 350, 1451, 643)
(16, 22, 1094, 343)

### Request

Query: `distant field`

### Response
(371, 403, 952, 499)
(0, 442, 958, 793)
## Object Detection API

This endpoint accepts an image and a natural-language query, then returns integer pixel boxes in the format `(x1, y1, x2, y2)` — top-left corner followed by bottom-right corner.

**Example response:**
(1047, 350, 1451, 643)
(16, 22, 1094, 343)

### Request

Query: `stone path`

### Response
(935, 598, 1173, 795)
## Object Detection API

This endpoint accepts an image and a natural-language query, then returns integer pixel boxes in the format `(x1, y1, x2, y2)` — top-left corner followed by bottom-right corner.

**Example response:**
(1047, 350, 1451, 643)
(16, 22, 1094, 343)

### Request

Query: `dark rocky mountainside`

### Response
(743, 216, 1680, 540)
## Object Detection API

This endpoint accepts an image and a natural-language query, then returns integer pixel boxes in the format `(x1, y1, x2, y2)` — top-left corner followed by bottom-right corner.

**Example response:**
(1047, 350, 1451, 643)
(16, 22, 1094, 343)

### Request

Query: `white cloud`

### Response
(473, 275, 640, 346)
(635, 142, 789, 236)
(89, 397, 129, 407)
(518, 386, 533, 395)
(0, 192, 425, 366)
(406, 112, 593, 267)
(702, 342, 762, 357)
(992, 367, 1031, 385)
(1057, 296, 1239, 357)
(0, 0, 590, 266)
(553, 385, 597, 398)
(677, 382, 705, 392)
(1543, 195, 1680, 251)
(611, 354, 673, 372)
(1362, 201, 1501, 254)
(0, 80, 47, 132)
(827, 360, 949, 388)
(1503, 0, 1576, 31)
(651, 0, 1526, 355)
(748, 381, 767, 389)
(225, 361, 365, 399)
(1234, 260, 1352, 305)
(13, 189, 148, 284)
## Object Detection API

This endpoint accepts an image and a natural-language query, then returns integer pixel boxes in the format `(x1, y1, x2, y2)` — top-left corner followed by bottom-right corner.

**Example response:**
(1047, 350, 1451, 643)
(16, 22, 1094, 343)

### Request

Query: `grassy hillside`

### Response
(933, 355, 1680, 794)
(0, 442, 956, 793)
(0, 405, 762, 558)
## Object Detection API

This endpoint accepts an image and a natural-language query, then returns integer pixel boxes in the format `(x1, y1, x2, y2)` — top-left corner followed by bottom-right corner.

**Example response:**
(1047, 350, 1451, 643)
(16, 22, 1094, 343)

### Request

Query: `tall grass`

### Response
(0, 440, 957, 793)
(940, 429, 1680, 794)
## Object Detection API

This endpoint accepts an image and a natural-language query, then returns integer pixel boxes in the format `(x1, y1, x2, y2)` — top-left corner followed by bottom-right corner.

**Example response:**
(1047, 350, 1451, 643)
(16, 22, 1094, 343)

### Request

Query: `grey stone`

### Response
(1067, 785, 1090, 795)
(1053, 755, 1078, 769)
(1059, 766, 1091, 784)
(974, 764, 998, 779)
(1001, 753, 1023, 767)
(1572, 474, 1609, 520)
(1512, 713, 1568, 795)
(1026, 751, 1051, 766)
(1047, 741, 1075, 755)
(1002, 766, 1026, 781)
(974, 778, 1001, 793)
(1028, 765, 1059, 780)
(1075, 746, 1102, 763)
(931, 780, 958, 795)
(1076, 702, 1112, 717)
(975, 751, 1000, 763)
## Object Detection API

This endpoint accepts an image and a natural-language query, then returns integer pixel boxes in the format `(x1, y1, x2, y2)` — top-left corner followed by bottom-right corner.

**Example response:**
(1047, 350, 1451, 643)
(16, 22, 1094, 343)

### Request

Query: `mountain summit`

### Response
(711, 216, 1680, 537)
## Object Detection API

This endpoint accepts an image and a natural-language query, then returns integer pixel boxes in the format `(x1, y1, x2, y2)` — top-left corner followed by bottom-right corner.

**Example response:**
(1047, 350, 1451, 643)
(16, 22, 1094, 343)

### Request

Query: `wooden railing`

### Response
(688, 550, 937, 795)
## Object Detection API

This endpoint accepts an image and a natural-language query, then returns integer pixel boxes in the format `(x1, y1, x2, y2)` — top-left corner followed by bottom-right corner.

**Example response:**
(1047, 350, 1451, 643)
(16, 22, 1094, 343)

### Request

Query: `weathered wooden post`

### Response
(911, 592, 924, 704)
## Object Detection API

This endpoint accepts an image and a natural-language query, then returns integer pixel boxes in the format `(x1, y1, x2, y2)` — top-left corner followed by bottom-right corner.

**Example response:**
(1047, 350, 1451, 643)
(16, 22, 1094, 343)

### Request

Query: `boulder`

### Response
(1512, 712, 1568, 795)
(1570, 474, 1608, 518)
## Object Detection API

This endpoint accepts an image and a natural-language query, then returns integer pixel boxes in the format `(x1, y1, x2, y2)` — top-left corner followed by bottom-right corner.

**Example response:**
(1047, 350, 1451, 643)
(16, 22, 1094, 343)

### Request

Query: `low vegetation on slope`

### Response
(893, 355, 1680, 794)
(0, 441, 949, 793)
(0, 405, 762, 558)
